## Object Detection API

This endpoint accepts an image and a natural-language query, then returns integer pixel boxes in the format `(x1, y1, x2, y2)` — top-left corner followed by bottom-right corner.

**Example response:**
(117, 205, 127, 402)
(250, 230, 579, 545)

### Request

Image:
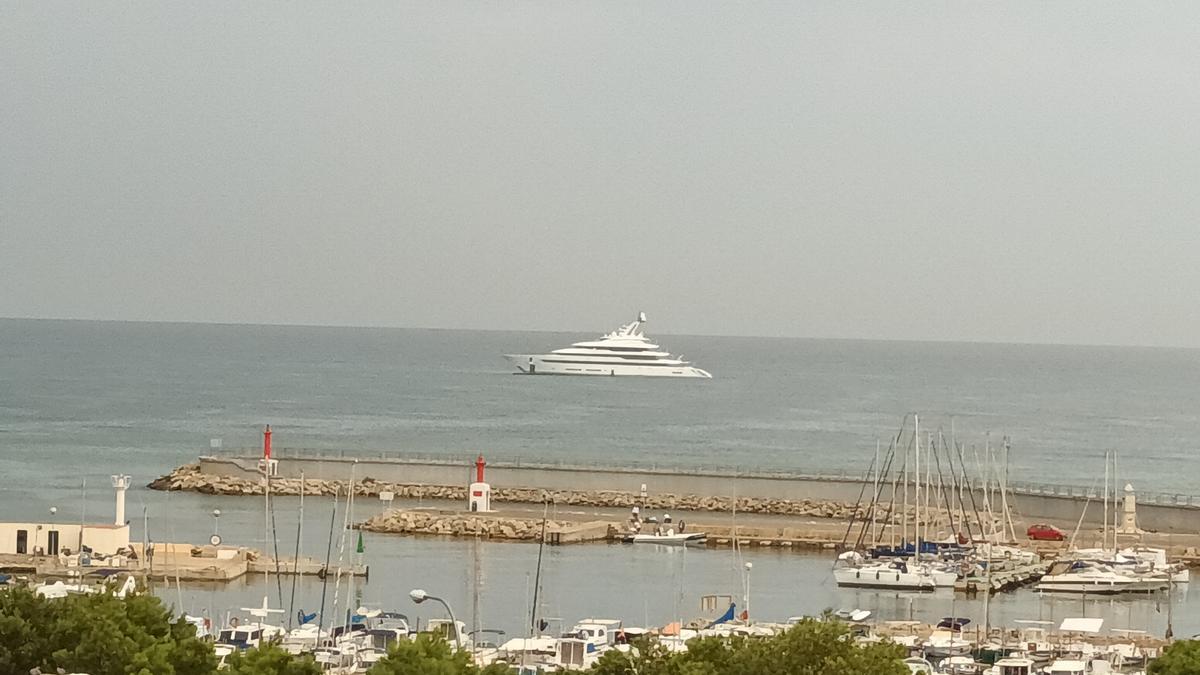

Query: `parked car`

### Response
(1026, 523, 1065, 541)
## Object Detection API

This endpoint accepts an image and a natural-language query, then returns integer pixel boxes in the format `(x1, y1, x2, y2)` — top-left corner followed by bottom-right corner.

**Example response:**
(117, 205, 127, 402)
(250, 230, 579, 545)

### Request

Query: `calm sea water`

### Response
(2, 318, 1199, 634)
(3, 318, 1199, 494)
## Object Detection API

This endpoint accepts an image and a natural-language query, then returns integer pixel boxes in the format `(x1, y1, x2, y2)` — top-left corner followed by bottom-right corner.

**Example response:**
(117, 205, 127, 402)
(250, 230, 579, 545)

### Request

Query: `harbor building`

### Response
(0, 474, 131, 557)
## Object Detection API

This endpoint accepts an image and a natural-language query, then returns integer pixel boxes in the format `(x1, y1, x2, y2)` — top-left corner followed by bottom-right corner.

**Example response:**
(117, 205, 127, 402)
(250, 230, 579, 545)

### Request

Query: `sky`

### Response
(2, 3, 1199, 346)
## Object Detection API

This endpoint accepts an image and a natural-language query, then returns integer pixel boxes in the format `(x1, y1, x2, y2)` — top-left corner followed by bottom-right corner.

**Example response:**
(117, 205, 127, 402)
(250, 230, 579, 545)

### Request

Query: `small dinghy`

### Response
(623, 532, 707, 546)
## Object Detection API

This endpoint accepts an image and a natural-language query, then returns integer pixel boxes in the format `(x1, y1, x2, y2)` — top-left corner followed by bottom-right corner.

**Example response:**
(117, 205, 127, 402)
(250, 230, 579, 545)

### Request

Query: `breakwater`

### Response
(149, 464, 875, 520)
(360, 506, 595, 538)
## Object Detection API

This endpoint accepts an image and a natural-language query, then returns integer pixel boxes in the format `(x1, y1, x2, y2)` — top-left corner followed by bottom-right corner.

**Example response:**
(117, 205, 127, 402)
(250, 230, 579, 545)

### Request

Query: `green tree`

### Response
(224, 643, 322, 675)
(589, 619, 906, 675)
(366, 634, 510, 675)
(727, 618, 905, 675)
(1149, 640, 1200, 675)
(0, 584, 216, 675)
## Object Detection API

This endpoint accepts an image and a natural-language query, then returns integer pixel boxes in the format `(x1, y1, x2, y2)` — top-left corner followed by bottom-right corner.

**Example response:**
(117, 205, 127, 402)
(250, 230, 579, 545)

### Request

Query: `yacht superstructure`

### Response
(505, 313, 712, 378)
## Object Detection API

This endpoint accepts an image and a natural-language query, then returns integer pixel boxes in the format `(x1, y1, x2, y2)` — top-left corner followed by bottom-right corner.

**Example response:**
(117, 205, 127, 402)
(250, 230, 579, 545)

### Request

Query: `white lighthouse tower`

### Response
(111, 474, 131, 525)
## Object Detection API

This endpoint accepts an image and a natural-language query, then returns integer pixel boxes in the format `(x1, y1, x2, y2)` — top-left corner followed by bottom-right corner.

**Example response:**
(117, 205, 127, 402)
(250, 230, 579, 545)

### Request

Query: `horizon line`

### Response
(1, 314, 1194, 352)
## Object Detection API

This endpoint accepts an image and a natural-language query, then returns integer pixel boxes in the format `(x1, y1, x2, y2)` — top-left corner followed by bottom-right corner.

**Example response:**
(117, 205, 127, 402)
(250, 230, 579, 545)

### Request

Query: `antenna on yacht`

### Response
(637, 311, 647, 323)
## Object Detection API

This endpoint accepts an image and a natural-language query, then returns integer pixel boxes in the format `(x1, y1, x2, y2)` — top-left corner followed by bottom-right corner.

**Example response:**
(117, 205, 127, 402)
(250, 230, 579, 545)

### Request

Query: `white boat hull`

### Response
(506, 354, 712, 379)
(834, 567, 936, 591)
(625, 532, 707, 546)
(1035, 577, 1168, 594)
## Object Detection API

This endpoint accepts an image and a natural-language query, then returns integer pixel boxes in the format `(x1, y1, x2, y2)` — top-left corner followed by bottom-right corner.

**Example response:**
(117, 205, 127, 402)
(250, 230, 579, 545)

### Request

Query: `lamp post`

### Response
(212, 509, 221, 536)
(410, 589, 461, 647)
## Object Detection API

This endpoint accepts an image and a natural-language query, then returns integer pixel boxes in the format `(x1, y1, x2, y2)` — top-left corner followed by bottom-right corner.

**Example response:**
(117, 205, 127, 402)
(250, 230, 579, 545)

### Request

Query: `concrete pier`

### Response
(0, 543, 367, 583)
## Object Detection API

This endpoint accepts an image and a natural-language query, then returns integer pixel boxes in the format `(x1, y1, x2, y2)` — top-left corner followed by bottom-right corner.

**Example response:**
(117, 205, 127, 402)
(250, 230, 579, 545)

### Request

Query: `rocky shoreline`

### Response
(359, 510, 575, 541)
(149, 463, 904, 522)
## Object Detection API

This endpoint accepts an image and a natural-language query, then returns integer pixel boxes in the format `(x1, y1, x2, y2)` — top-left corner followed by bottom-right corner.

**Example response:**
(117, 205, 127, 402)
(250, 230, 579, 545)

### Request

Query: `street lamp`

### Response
(209, 509, 222, 546)
(410, 589, 461, 647)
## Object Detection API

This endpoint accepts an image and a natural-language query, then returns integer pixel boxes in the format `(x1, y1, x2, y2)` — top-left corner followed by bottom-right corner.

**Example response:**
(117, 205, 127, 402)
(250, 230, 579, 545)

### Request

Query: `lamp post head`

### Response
(49, 507, 57, 516)
(409, 589, 428, 604)
(213, 509, 221, 518)
(744, 562, 753, 571)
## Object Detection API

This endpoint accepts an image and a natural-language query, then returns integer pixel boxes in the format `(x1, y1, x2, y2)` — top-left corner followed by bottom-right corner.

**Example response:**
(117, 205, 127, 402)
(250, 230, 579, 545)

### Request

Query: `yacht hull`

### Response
(505, 355, 712, 379)
(833, 567, 937, 591)
(1035, 578, 1168, 594)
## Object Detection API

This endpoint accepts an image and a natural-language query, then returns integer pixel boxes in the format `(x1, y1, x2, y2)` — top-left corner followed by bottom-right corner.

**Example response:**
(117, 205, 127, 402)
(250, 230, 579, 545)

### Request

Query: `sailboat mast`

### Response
(903, 424, 911, 548)
(1103, 451, 1110, 550)
(1111, 451, 1119, 550)
(530, 499, 549, 637)
(346, 464, 357, 634)
(999, 437, 1016, 542)
(872, 439, 880, 545)
(914, 414, 920, 554)
(287, 472, 305, 630)
(472, 534, 482, 646)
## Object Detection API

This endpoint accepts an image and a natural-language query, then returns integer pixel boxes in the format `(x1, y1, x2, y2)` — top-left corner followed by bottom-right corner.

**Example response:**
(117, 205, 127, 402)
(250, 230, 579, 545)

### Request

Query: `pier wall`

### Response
(198, 451, 1200, 535)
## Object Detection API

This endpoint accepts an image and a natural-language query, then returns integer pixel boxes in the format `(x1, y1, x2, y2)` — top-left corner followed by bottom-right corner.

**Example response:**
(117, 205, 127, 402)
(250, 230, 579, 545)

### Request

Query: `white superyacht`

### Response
(505, 313, 712, 378)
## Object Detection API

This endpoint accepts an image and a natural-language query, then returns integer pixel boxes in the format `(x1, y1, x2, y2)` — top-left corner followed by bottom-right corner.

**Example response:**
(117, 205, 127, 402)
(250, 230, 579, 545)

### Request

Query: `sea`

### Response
(2, 318, 1199, 635)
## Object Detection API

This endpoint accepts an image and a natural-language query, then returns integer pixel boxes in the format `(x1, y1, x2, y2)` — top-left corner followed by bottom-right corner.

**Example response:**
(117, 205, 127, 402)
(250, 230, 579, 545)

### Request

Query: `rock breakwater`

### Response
(148, 463, 923, 523)
(360, 510, 573, 540)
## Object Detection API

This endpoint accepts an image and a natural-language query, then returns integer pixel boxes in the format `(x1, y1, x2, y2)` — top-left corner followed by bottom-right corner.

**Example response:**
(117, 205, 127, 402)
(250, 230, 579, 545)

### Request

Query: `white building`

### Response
(0, 474, 132, 557)
(0, 522, 130, 556)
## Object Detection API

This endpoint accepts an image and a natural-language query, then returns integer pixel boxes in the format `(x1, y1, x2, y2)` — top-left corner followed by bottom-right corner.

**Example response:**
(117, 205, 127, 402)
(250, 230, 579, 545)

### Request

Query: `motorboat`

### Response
(487, 636, 558, 671)
(939, 655, 984, 674)
(554, 619, 622, 670)
(358, 626, 412, 670)
(425, 618, 472, 652)
(1042, 659, 1088, 674)
(505, 313, 712, 378)
(1117, 546, 1190, 583)
(903, 657, 935, 674)
(214, 621, 287, 651)
(1035, 561, 1168, 594)
(923, 629, 971, 658)
(991, 656, 1036, 675)
(34, 580, 101, 599)
(34, 575, 136, 599)
(312, 644, 359, 673)
(623, 531, 707, 546)
(281, 623, 330, 655)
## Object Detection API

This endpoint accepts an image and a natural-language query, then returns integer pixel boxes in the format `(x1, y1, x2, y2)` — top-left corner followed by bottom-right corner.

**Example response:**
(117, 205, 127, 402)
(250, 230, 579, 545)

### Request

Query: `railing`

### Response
(208, 446, 1200, 508)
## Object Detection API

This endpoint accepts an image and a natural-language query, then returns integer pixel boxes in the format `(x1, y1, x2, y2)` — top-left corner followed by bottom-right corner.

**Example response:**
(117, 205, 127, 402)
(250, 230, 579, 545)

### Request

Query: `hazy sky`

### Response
(3, 3, 1199, 346)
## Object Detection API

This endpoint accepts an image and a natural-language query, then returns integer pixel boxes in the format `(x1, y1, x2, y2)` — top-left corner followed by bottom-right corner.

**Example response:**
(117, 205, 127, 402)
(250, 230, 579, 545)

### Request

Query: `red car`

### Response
(1027, 523, 1066, 541)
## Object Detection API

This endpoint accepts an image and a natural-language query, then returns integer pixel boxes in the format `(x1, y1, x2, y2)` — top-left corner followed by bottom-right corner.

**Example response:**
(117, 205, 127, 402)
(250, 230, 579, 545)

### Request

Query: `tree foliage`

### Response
(224, 643, 321, 675)
(1149, 640, 1200, 675)
(366, 634, 510, 675)
(0, 583, 215, 675)
(590, 619, 907, 675)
